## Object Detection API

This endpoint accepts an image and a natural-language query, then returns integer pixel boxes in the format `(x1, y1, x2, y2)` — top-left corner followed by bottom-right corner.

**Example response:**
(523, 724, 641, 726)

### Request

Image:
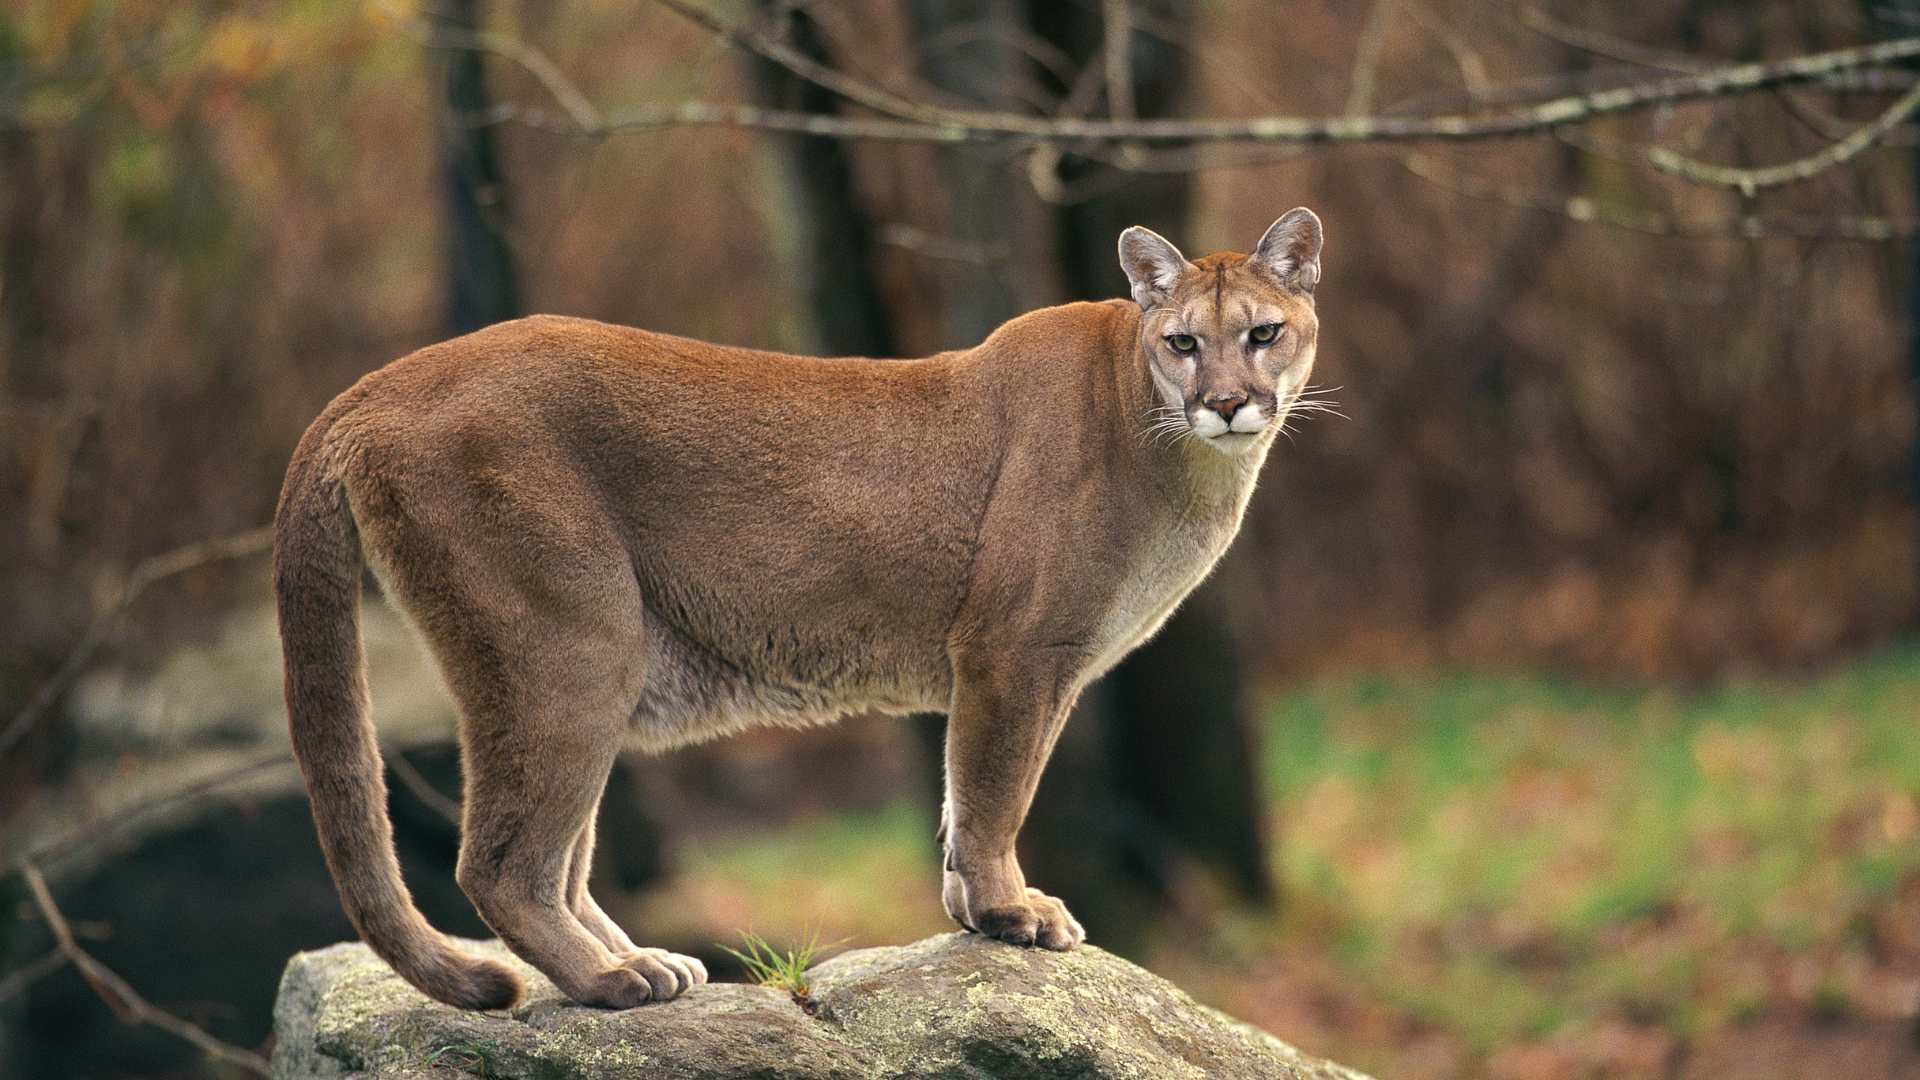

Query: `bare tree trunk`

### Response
(906, 0, 1271, 950)
(747, 0, 1272, 951)
(434, 0, 520, 336)
(748, 6, 899, 359)
(1014, 1, 1273, 952)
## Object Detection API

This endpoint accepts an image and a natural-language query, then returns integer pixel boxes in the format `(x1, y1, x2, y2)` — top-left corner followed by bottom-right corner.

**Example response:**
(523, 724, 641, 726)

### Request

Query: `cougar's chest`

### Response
(1079, 489, 1245, 683)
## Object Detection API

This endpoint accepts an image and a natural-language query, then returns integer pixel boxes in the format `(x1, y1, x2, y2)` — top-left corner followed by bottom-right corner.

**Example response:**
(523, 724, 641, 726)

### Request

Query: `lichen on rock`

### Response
(807, 933, 1369, 1080)
(271, 934, 1374, 1080)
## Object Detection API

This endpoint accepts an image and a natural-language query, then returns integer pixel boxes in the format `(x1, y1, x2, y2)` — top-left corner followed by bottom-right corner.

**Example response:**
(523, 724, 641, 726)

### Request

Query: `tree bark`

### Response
(748, 0, 1273, 951)
(434, 0, 520, 337)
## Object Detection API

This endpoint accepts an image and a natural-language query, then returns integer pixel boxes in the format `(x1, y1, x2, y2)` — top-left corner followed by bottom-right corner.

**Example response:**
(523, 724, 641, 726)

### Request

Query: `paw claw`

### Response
(568, 948, 707, 1008)
(968, 887, 1083, 951)
(623, 948, 706, 1002)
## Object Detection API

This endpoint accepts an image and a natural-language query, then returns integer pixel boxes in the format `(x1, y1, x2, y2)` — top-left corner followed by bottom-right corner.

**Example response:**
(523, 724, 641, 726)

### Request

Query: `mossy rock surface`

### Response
(272, 934, 1373, 1080)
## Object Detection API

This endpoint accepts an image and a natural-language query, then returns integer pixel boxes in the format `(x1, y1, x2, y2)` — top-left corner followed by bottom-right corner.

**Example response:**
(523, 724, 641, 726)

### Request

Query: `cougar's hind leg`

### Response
(562, 799, 709, 988)
(359, 458, 701, 1007)
(562, 805, 638, 956)
(423, 570, 697, 1006)
(454, 679, 704, 1008)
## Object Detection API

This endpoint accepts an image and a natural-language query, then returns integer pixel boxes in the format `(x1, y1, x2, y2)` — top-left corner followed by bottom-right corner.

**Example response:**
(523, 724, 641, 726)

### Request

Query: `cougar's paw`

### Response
(972, 887, 1086, 951)
(568, 949, 707, 1009)
(623, 948, 708, 1001)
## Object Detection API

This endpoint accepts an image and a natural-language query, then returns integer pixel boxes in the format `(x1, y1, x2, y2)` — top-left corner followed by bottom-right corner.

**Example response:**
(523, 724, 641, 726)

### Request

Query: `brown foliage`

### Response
(1, 0, 1913, 746)
(1192, 0, 1918, 677)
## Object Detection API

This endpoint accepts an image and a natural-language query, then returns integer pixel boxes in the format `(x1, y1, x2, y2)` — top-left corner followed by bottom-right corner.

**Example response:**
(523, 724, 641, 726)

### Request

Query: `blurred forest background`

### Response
(7, 0, 1920, 1078)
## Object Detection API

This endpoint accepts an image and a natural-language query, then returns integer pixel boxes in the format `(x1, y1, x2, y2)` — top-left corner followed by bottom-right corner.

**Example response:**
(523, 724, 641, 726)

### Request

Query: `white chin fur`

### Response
(1228, 406, 1268, 434)
(1204, 431, 1263, 455)
(1189, 410, 1229, 439)
(1189, 404, 1268, 442)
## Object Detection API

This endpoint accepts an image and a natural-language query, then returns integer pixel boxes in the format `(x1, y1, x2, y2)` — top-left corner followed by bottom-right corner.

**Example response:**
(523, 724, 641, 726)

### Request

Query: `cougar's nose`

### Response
(1204, 392, 1248, 421)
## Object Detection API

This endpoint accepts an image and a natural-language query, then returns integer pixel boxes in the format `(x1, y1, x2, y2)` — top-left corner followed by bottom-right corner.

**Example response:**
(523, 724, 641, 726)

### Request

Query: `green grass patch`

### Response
(670, 799, 951, 951)
(1259, 639, 1920, 1050)
(646, 641, 1920, 1072)
(719, 928, 838, 1007)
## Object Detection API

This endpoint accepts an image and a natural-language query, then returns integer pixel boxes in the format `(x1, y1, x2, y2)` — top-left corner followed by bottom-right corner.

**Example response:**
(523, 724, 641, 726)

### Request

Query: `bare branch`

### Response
(1346, 0, 1399, 118)
(1, 525, 276, 762)
(382, 0, 603, 133)
(0, 948, 68, 1005)
(14, 751, 296, 878)
(915, 19, 1078, 91)
(1646, 79, 1920, 195)
(651, 0, 1920, 141)
(396, 2, 1920, 204)
(1518, 5, 1706, 74)
(22, 862, 272, 1075)
(588, 100, 965, 139)
(654, 0, 962, 128)
(1397, 149, 1911, 239)
(383, 744, 464, 827)
(1103, 0, 1136, 122)
(1403, 0, 1491, 101)
(566, 6, 1920, 147)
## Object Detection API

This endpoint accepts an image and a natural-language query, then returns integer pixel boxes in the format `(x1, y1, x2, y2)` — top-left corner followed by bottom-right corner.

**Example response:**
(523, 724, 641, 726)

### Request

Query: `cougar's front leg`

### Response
(939, 655, 1086, 950)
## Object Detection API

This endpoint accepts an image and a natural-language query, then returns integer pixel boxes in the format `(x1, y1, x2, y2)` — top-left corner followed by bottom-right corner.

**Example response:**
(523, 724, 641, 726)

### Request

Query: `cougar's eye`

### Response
(1249, 323, 1280, 344)
(1166, 333, 1198, 353)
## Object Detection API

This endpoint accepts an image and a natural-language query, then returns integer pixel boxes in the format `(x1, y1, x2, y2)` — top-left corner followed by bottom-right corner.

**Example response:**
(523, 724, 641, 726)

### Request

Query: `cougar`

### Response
(274, 209, 1323, 1010)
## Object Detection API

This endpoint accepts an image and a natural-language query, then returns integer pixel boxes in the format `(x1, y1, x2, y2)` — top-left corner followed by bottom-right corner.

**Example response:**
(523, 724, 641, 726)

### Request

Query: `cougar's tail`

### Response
(274, 418, 522, 1011)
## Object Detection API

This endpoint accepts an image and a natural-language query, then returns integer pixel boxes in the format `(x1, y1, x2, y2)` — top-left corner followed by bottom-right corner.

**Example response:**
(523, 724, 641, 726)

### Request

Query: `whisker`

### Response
(1280, 384, 1347, 423)
(1140, 404, 1195, 447)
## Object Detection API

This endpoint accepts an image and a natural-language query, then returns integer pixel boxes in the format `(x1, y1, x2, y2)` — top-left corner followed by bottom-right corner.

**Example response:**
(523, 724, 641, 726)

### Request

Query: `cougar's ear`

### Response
(1252, 207, 1322, 294)
(1119, 226, 1192, 310)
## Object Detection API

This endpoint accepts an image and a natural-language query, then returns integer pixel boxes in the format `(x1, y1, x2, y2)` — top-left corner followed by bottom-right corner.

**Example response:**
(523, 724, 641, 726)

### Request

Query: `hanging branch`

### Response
(1395, 150, 1909, 239)
(0, 525, 276, 763)
(1647, 79, 1920, 195)
(19, 862, 272, 1076)
(397, 0, 1920, 155)
(673, 1, 1920, 144)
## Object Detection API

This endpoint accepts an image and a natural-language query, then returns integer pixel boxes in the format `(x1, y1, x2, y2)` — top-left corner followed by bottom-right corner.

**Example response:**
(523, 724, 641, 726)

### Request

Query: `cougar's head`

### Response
(1119, 208, 1322, 456)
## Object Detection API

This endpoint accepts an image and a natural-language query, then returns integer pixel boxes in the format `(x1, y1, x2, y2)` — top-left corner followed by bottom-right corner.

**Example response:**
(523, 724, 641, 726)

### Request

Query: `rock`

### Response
(807, 935, 1367, 1080)
(271, 940, 870, 1080)
(272, 934, 1374, 1080)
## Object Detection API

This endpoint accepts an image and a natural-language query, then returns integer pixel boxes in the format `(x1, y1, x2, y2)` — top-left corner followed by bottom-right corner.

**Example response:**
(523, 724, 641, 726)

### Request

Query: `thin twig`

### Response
(394, 9, 605, 133)
(1346, 0, 1400, 119)
(1647, 78, 1920, 195)
(21, 862, 272, 1075)
(1103, 0, 1136, 122)
(13, 750, 296, 878)
(1518, 4, 1706, 73)
(1402, 0, 1491, 101)
(0, 525, 276, 762)
(0, 948, 68, 1005)
(383, 745, 464, 827)
(1397, 149, 1911, 238)
(654, 0, 963, 128)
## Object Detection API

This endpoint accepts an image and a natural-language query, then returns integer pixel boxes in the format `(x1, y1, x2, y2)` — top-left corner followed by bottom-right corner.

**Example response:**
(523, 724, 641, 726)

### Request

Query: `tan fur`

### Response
(274, 210, 1323, 1010)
